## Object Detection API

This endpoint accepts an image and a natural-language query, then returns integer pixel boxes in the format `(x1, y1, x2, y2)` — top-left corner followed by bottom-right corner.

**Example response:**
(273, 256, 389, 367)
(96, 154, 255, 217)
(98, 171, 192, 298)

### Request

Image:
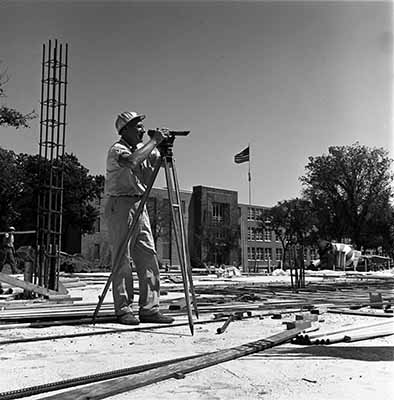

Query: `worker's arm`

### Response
(142, 147, 162, 183)
(118, 129, 166, 170)
(119, 139, 157, 170)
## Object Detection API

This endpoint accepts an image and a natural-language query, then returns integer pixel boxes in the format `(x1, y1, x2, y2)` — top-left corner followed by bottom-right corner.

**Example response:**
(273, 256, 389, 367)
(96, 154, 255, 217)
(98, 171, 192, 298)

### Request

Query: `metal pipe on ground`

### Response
(304, 319, 394, 341)
(344, 329, 394, 343)
(216, 315, 234, 334)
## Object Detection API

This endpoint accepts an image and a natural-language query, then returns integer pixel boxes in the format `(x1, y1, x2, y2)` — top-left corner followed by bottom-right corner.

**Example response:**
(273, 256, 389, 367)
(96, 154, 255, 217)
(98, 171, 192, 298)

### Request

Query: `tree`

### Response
(300, 143, 394, 251)
(360, 200, 394, 256)
(0, 63, 37, 128)
(55, 154, 104, 250)
(0, 147, 104, 251)
(199, 223, 240, 266)
(0, 148, 23, 227)
(258, 198, 317, 268)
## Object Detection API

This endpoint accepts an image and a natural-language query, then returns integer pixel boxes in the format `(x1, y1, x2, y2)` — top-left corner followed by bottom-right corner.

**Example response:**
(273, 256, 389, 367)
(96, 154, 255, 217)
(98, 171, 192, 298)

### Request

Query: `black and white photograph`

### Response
(0, 1, 393, 399)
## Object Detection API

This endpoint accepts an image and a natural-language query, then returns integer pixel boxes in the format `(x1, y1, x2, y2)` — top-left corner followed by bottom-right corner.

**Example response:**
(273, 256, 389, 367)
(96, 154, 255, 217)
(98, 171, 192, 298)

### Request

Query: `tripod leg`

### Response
(169, 158, 199, 319)
(163, 157, 194, 335)
(92, 160, 162, 324)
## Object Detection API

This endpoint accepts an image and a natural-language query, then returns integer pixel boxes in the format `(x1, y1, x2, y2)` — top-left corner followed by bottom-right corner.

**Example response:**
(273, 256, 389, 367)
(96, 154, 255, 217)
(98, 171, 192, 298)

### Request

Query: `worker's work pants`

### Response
(104, 196, 160, 317)
(0, 248, 17, 274)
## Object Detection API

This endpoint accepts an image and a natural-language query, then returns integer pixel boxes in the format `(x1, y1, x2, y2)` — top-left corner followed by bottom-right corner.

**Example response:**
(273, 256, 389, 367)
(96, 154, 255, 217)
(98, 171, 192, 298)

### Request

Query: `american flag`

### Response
(234, 146, 250, 164)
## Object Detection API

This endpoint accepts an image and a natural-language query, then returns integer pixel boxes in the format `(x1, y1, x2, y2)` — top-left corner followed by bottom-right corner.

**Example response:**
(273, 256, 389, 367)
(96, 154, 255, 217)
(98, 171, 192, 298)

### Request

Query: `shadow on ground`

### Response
(248, 345, 394, 362)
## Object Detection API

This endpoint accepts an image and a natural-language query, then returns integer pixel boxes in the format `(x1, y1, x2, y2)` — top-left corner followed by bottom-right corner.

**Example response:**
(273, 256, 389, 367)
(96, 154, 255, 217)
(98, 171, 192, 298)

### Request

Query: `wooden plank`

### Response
(0, 272, 60, 297)
(41, 323, 311, 400)
(46, 294, 73, 301)
(327, 308, 393, 318)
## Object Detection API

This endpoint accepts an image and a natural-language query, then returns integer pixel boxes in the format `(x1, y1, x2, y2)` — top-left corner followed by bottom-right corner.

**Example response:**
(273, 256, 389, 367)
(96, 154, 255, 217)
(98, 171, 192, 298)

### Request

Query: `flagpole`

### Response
(234, 143, 252, 275)
(248, 143, 251, 206)
(248, 143, 251, 275)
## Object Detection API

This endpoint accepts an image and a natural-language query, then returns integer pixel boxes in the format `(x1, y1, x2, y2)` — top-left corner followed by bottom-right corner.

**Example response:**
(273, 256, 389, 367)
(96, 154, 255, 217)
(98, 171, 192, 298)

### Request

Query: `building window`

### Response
(255, 229, 263, 241)
(248, 207, 261, 221)
(248, 247, 266, 260)
(264, 229, 271, 241)
(276, 248, 283, 261)
(247, 247, 256, 260)
(248, 228, 263, 241)
(255, 247, 264, 260)
(215, 229, 226, 240)
(275, 233, 281, 242)
(212, 202, 228, 224)
(264, 248, 272, 260)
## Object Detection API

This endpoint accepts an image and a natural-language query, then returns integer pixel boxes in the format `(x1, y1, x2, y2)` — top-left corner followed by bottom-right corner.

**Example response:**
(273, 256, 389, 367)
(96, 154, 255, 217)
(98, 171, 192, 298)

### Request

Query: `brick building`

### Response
(238, 203, 283, 272)
(188, 186, 240, 267)
(81, 185, 284, 271)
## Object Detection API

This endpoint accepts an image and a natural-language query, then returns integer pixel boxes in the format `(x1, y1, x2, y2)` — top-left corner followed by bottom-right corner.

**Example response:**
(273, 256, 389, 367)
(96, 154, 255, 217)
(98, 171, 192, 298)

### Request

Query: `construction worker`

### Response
(104, 111, 174, 325)
(1, 226, 17, 274)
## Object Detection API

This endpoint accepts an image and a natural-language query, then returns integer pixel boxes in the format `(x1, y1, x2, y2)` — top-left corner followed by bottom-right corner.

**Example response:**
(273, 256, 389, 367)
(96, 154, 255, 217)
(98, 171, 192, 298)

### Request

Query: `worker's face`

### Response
(121, 120, 145, 145)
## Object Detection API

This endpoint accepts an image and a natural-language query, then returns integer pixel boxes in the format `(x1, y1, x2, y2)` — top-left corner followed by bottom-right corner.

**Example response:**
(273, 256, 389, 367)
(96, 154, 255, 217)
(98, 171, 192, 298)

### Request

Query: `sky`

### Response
(1, 0, 393, 206)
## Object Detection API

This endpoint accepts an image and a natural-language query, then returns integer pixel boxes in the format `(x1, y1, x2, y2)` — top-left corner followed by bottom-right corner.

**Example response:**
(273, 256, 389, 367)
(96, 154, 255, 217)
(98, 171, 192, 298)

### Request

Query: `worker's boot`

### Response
(116, 313, 140, 325)
(139, 311, 174, 324)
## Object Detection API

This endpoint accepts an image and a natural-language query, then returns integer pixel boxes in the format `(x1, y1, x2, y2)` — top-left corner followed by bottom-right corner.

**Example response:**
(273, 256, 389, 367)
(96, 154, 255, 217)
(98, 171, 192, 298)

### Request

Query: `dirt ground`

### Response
(0, 274, 393, 400)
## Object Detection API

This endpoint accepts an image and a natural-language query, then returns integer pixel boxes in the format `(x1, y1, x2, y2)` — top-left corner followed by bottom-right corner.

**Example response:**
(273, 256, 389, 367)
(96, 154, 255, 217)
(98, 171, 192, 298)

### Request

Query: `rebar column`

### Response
(35, 39, 69, 291)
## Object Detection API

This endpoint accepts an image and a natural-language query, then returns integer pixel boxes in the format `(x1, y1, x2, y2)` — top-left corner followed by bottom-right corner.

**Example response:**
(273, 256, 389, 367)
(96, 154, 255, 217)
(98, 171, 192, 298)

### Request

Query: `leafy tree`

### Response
(258, 198, 317, 267)
(0, 106, 37, 129)
(0, 147, 104, 251)
(62, 154, 103, 233)
(199, 223, 240, 265)
(300, 143, 394, 251)
(0, 64, 37, 128)
(360, 200, 394, 257)
(0, 148, 23, 228)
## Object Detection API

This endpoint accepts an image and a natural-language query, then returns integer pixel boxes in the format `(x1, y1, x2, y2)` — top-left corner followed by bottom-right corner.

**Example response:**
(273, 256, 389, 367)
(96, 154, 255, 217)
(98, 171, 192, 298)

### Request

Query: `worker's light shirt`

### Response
(104, 139, 152, 197)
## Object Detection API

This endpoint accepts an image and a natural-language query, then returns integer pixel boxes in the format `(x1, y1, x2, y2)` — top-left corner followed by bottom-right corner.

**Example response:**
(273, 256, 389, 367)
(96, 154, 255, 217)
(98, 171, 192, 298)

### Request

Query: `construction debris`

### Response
(0, 270, 393, 400)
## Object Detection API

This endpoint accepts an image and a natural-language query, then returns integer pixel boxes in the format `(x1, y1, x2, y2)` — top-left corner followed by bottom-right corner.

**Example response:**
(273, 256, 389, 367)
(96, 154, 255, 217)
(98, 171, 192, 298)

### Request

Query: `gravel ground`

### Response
(0, 275, 393, 400)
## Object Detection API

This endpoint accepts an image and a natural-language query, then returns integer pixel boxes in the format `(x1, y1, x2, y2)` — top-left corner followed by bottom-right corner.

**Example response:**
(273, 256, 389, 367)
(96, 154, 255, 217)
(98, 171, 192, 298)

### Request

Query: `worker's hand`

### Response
(150, 128, 168, 144)
(148, 148, 161, 165)
(160, 127, 170, 136)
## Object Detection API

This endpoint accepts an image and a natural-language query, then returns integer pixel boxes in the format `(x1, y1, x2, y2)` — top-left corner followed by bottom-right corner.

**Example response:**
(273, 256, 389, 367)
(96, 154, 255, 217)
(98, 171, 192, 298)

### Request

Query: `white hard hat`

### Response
(9, 226, 15, 231)
(115, 111, 145, 133)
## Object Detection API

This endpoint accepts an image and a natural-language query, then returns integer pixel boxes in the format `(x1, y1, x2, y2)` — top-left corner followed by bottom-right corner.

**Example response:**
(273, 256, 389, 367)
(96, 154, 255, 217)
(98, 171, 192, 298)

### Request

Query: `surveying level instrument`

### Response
(92, 130, 199, 335)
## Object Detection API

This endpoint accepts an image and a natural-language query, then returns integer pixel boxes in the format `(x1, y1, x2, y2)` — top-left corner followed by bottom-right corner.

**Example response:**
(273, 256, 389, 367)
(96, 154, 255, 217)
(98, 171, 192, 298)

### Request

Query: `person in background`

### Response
(0, 226, 17, 274)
